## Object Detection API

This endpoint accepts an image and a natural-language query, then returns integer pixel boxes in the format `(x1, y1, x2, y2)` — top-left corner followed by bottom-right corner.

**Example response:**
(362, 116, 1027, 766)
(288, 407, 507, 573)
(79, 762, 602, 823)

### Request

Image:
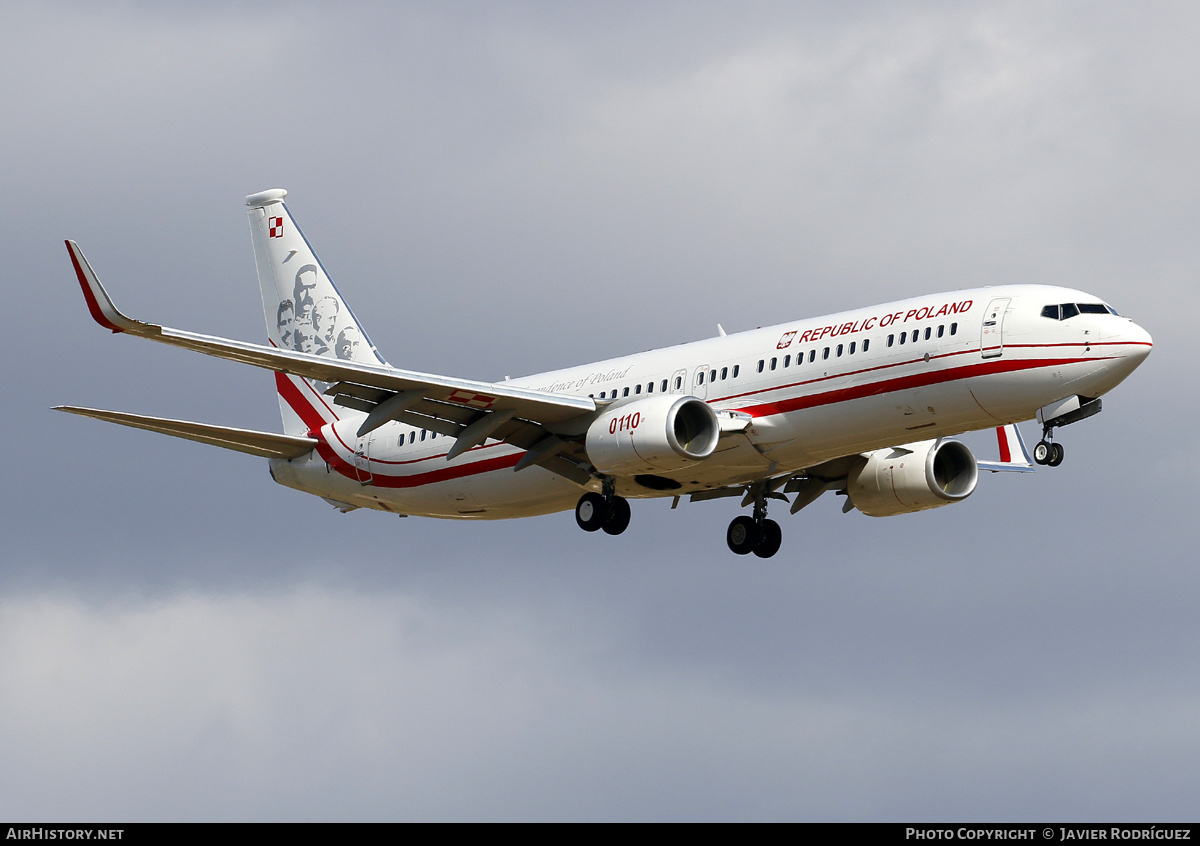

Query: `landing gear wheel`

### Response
(753, 519, 782, 559)
(1034, 440, 1051, 465)
(1048, 442, 1065, 467)
(575, 492, 608, 532)
(602, 496, 631, 535)
(727, 515, 760, 555)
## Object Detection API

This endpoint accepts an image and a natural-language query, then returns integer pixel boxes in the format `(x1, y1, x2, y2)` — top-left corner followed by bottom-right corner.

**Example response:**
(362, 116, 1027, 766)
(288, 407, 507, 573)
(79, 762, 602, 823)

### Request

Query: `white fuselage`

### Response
(269, 284, 1152, 518)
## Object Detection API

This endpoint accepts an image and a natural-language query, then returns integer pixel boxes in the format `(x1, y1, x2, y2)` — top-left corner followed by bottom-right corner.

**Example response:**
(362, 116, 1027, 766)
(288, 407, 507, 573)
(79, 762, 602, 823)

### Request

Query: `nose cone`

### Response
(1124, 320, 1153, 365)
(1099, 319, 1152, 391)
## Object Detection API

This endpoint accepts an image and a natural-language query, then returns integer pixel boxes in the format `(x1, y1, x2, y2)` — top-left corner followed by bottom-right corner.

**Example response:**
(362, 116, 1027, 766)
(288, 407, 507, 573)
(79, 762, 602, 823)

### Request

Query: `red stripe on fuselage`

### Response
(275, 371, 331, 431)
(732, 356, 1090, 418)
(314, 435, 523, 488)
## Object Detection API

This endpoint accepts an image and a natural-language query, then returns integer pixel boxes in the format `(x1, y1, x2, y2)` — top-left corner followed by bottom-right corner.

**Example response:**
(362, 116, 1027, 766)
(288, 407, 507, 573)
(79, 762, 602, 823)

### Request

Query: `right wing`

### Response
(976, 424, 1035, 472)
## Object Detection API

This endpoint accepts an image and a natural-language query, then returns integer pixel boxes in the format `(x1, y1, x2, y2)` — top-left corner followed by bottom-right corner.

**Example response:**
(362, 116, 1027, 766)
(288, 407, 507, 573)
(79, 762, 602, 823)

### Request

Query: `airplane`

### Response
(58, 188, 1153, 558)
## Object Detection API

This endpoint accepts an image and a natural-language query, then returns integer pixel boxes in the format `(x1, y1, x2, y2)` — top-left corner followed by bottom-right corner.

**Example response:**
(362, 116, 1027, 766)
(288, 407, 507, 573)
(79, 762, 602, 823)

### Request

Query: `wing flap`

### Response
(54, 406, 317, 460)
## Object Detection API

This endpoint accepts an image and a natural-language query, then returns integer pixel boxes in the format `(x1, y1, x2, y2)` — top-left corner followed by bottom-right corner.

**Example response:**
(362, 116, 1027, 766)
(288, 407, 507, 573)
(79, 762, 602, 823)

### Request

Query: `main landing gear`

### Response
(726, 487, 782, 559)
(575, 479, 631, 536)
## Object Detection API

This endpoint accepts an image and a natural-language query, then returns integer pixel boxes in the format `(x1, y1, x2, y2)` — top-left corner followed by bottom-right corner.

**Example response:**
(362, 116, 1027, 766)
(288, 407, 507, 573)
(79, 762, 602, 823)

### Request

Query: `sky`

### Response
(2, 0, 1197, 822)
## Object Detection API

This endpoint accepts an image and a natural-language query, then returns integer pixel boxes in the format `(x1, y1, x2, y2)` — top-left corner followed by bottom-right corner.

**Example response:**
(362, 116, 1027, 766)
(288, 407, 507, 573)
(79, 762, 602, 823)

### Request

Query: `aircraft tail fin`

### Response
(246, 189, 386, 435)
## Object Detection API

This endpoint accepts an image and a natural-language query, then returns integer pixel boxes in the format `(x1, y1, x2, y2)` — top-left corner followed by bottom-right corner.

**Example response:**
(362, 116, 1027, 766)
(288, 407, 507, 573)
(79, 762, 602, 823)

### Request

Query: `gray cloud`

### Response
(3, 0, 1197, 820)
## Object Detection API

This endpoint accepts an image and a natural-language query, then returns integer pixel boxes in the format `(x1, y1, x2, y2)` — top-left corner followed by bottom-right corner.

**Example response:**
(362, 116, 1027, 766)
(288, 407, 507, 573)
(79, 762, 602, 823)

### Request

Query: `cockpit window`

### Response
(1042, 302, 1113, 320)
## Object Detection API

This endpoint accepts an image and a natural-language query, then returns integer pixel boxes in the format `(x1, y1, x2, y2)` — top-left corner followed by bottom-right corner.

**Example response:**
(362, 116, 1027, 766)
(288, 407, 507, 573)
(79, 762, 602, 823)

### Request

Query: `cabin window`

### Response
(710, 369, 717, 382)
(409, 431, 415, 444)
(674, 376, 682, 389)
(848, 341, 856, 355)
(783, 355, 791, 367)
(937, 325, 944, 338)
(770, 357, 777, 370)
(635, 384, 642, 394)
(924, 327, 932, 341)
(950, 322, 958, 335)
(808, 350, 816, 363)
(836, 344, 843, 357)
(661, 379, 668, 392)
(697, 371, 705, 385)
(623, 387, 630, 397)
(822, 347, 830, 360)
(420, 430, 426, 441)
(647, 382, 654, 394)
(721, 367, 728, 380)
(732, 365, 740, 378)
(757, 360, 764, 373)
(899, 333, 906, 345)
(887, 334, 895, 347)
(912, 330, 920, 343)
(862, 338, 870, 352)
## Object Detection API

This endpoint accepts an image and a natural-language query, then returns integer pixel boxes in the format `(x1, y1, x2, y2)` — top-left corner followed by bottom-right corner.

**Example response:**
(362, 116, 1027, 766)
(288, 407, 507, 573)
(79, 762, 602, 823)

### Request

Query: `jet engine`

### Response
(847, 439, 978, 517)
(585, 395, 720, 476)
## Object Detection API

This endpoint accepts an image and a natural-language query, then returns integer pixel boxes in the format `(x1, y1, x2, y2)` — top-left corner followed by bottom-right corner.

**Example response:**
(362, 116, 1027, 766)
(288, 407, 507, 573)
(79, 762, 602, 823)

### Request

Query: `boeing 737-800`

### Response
(59, 189, 1152, 557)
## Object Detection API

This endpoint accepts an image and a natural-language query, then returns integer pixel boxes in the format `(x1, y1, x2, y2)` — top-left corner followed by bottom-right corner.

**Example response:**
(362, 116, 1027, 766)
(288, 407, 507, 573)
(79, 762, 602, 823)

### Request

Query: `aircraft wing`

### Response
(976, 424, 1035, 472)
(67, 241, 598, 475)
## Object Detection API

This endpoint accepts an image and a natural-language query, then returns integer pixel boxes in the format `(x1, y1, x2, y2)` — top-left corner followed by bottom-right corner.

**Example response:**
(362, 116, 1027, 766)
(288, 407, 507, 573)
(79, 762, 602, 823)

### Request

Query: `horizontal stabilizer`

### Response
(54, 406, 317, 460)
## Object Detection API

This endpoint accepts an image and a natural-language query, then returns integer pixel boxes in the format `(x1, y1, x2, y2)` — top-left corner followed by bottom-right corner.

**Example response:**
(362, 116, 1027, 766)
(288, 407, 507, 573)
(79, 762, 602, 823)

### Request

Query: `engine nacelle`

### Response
(847, 439, 978, 517)
(585, 395, 720, 476)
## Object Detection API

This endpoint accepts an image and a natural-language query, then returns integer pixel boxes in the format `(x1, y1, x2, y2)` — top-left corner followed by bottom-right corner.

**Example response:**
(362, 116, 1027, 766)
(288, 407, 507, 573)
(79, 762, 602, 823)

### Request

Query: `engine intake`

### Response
(847, 439, 978, 517)
(585, 395, 720, 476)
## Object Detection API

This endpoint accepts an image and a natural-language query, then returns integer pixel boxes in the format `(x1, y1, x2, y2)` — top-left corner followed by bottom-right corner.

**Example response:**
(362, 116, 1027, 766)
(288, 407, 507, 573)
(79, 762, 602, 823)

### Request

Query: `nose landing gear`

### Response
(1034, 428, 1065, 467)
(1033, 395, 1102, 468)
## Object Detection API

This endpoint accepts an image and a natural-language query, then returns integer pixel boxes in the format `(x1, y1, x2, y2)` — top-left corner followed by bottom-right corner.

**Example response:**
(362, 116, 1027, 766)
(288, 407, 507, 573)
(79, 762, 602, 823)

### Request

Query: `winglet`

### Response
(976, 424, 1035, 473)
(64, 240, 140, 334)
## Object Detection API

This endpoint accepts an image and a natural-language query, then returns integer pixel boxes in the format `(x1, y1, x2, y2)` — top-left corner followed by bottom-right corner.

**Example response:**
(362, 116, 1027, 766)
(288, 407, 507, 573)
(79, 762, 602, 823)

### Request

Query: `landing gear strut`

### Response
(575, 478, 631, 536)
(726, 486, 782, 558)
(1034, 427, 1065, 467)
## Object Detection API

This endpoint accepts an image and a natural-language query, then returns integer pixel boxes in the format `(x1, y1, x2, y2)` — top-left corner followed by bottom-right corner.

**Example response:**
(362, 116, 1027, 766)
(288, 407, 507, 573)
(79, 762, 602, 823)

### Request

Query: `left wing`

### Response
(66, 241, 599, 482)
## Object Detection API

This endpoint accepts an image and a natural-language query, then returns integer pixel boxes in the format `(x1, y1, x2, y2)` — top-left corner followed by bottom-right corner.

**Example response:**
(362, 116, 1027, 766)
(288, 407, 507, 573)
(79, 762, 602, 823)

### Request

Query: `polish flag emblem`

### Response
(447, 390, 496, 409)
(269, 217, 284, 238)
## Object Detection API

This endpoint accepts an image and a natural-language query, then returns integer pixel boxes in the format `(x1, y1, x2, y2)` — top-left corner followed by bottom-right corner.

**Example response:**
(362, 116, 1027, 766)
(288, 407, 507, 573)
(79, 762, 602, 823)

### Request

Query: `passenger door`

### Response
(980, 297, 1010, 359)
